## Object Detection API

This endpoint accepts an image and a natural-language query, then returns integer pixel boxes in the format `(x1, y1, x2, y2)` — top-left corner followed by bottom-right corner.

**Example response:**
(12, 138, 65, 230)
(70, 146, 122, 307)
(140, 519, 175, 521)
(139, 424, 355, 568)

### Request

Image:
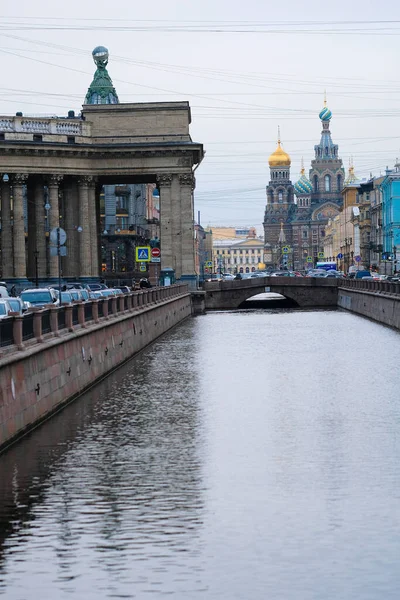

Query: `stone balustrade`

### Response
(339, 278, 400, 295)
(0, 285, 188, 354)
(0, 115, 91, 138)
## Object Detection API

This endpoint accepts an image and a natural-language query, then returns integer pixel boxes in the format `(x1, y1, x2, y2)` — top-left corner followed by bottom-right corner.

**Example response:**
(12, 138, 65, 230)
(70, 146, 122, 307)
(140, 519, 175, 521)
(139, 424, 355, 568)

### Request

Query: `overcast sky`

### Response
(1, 1, 400, 231)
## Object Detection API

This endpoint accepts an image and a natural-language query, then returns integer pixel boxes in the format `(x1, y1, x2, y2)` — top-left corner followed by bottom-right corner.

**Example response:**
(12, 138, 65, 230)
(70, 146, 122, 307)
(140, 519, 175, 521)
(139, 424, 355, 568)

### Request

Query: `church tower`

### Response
(263, 130, 295, 258)
(309, 96, 345, 204)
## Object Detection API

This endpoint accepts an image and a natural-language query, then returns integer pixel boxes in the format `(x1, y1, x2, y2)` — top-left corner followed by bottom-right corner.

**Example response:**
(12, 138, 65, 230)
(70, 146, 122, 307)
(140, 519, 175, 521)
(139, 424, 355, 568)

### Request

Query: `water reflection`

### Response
(0, 310, 400, 599)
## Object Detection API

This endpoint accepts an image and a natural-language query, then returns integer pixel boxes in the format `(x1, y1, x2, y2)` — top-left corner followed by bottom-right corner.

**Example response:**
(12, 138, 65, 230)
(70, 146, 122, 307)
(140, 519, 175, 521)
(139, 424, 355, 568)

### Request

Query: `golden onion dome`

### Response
(268, 140, 291, 167)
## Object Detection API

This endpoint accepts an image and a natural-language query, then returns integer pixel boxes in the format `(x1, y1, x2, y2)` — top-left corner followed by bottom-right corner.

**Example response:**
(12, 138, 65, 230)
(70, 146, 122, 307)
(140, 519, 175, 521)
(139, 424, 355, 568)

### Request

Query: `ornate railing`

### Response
(0, 285, 189, 353)
(0, 116, 90, 137)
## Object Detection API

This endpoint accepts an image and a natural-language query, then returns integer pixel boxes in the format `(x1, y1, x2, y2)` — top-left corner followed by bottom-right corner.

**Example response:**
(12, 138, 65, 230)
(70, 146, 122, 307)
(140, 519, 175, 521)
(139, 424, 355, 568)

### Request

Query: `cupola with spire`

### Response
(345, 158, 359, 185)
(85, 46, 119, 105)
(319, 93, 332, 122)
(268, 127, 291, 167)
(294, 158, 313, 196)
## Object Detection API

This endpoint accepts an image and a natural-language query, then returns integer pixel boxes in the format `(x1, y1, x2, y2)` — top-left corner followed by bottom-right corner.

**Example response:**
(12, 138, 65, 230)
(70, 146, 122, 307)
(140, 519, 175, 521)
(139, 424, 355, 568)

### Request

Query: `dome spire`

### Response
(319, 92, 332, 122)
(268, 127, 291, 167)
(85, 46, 119, 105)
(294, 156, 313, 197)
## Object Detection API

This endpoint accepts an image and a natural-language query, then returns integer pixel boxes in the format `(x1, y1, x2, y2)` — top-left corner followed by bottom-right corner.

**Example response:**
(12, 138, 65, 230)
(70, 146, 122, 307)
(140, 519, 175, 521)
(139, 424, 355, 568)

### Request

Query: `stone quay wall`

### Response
(338, 279, 400, 330)
(0, 285, 191, 451)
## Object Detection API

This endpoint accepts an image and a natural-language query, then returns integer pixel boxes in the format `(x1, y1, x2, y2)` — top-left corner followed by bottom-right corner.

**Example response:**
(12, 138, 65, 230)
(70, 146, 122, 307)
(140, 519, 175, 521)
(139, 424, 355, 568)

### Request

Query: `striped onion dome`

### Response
(294, 166, 313, 196)
(319, 104, 332, 122)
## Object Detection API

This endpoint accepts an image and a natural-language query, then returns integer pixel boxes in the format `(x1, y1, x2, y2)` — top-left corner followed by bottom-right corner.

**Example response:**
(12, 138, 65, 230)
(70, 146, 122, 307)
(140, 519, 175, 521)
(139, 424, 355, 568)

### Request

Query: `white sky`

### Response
(1, 0, 400, 231)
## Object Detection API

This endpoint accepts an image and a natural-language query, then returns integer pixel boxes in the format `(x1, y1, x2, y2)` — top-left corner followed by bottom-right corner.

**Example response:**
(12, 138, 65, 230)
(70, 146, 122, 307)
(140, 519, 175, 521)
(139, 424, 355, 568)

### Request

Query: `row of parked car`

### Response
(0, 283, 133, 320)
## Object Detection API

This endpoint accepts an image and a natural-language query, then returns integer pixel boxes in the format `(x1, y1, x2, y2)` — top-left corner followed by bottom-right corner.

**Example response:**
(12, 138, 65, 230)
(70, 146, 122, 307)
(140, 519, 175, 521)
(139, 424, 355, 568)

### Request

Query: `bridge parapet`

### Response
(204, 276, 338, 309)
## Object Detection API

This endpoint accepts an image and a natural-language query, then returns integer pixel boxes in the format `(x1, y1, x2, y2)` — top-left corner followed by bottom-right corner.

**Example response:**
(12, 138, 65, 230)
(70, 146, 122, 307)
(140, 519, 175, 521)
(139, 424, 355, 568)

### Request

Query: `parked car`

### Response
(66, 282, 86, 290)
(99, 289, 120, 297)
(20, 288, 59, 307)
(0, 299, 12, 319)
(7, 297, 26, 314)
(114, 286, 131, 293)
(69, 289, 85, 301)
(354, 270, 371, 279)
(60, 291, 73, 304)
(86, 283, 108, 291)
(0, 285, 10, 298)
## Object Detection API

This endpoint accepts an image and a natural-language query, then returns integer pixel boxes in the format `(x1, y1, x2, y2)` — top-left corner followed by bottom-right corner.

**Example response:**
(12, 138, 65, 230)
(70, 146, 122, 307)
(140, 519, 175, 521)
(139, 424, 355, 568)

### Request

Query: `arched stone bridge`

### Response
(204, 276, 339, 309)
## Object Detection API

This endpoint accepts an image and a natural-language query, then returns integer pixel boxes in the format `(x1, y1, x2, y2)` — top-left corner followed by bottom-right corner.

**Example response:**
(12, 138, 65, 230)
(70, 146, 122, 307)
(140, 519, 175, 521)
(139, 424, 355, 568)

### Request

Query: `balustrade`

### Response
(0, 285, 188, 352)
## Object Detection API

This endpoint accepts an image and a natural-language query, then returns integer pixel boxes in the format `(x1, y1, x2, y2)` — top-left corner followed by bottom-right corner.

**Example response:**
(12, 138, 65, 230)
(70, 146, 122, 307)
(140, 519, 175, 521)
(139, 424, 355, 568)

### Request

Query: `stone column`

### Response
(34, 179, 47, 281)
(26, 180, 36, 280)
(11, 174, 28, 281)
(47, 175, 63, 280)
(78, 176, 92, 279)
(179, 173, 196, 284)
(63, 177, 79, 279)
(88, 179, 98, 277)
(1, 178, 13, 278)
(157, 173, 176, 274)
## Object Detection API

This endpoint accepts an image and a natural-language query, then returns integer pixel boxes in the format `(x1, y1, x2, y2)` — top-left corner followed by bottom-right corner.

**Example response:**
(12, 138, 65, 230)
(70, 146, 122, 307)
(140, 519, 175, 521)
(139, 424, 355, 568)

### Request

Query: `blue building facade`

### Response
(379, 164, 400, 269)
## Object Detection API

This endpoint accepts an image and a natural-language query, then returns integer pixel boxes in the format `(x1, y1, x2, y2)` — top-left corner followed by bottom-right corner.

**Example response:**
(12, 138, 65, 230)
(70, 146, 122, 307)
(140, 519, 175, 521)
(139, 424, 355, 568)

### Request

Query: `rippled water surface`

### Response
(0, 309, 400, 599)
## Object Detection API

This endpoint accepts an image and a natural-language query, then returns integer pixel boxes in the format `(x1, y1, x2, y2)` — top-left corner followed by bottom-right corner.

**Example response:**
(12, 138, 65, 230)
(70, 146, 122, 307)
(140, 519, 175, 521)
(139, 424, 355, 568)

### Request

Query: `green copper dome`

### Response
(84, 46, 119, 105)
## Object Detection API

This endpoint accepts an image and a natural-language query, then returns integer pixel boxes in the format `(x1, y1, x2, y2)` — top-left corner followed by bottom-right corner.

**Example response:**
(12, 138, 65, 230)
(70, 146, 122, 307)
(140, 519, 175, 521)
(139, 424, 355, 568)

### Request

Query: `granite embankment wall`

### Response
(338, 279, 400, 329)
(0, 286, 191, 451)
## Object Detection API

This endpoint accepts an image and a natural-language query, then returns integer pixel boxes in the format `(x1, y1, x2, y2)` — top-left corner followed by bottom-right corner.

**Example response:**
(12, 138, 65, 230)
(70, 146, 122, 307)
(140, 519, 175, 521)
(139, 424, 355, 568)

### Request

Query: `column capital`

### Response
(48, 174, 63, 187)
(179, 173, 195, 189)
(77, 175, 95, 187)
(156, 173, 173, 187)
(11, 173, 28, 185)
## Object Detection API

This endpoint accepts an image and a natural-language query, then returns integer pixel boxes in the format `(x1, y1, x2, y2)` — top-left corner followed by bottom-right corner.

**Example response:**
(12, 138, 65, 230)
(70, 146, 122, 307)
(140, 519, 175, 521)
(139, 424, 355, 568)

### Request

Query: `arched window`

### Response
(325, 146, 329, 156)
(278, 191, 283, 203)
(337, 174, 342, 191)
(325, 175, 331, 192)
(314, 175, 319, 192)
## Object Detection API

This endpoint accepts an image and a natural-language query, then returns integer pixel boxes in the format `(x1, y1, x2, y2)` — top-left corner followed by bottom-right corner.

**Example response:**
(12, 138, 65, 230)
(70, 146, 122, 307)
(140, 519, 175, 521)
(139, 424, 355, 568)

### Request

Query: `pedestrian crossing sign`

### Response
(135, 246, 151, 262)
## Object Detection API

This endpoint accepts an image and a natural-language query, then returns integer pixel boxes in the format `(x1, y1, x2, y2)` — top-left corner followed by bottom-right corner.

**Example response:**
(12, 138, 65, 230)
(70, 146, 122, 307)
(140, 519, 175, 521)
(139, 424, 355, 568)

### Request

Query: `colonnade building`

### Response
(0, 46, 204, 289)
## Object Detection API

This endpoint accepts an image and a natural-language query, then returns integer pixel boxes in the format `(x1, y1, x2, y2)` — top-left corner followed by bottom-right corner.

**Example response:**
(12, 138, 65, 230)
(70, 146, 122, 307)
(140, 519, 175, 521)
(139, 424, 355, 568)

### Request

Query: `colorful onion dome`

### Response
(294, 165, 313, 196)
(319, 94, 332, 121)
(268, 140, 291, 167)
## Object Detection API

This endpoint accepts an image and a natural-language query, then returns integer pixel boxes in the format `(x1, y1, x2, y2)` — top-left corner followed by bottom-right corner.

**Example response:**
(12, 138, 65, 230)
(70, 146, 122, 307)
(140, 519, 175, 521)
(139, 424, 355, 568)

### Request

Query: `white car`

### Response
(0, 298, 12, 319)
(20, 288, 59, 307)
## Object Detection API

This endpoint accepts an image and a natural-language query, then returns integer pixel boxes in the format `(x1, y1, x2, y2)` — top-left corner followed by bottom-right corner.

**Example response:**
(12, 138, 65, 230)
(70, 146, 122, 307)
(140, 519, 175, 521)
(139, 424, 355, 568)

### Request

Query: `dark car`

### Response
(354, 270, 371, 279)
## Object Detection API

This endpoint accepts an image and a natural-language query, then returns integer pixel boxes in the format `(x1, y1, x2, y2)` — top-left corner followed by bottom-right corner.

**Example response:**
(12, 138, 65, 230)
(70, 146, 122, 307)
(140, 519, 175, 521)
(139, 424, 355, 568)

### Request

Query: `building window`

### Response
(303, 230, 308, 238)
(278, 191, 283, 203)
(33, 134, 43, 142)
(325, 175, 331, 192)
(314, 175, 319, 192)
(337, 174, 342, 191)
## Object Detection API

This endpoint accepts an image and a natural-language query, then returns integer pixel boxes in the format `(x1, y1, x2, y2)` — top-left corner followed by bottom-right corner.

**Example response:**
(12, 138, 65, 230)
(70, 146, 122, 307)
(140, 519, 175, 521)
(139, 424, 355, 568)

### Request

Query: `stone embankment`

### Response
(0, 285, 191, 451)
(338, 279, 400, 330)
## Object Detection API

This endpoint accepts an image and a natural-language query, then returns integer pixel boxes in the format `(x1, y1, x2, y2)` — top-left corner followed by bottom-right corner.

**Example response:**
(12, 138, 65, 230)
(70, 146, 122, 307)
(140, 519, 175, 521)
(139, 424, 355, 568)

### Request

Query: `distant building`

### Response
(379, 163, 400, 273)
(213, 233, 265, 274)
(264, 100, 345, 269)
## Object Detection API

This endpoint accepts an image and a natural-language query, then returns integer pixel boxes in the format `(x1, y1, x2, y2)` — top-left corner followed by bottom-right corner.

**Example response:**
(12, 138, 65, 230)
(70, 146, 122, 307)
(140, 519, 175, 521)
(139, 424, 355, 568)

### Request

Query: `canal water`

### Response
(0, 308, 399, 599)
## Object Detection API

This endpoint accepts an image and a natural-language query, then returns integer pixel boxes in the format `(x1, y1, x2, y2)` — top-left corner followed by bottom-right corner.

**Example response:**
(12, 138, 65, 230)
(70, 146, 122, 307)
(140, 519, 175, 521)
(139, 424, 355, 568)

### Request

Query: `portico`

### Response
(0, 48, 204, 289)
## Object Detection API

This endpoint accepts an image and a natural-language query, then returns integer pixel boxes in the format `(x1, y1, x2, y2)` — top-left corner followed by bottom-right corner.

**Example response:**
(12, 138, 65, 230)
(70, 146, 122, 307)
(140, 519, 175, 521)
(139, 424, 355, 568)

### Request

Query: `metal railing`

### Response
(0, 285, 188, 352)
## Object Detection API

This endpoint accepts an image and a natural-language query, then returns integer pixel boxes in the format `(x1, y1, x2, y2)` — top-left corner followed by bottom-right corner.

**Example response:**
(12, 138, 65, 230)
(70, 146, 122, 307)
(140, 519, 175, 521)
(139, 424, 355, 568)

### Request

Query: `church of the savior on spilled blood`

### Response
(263, 100, 347, 270)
